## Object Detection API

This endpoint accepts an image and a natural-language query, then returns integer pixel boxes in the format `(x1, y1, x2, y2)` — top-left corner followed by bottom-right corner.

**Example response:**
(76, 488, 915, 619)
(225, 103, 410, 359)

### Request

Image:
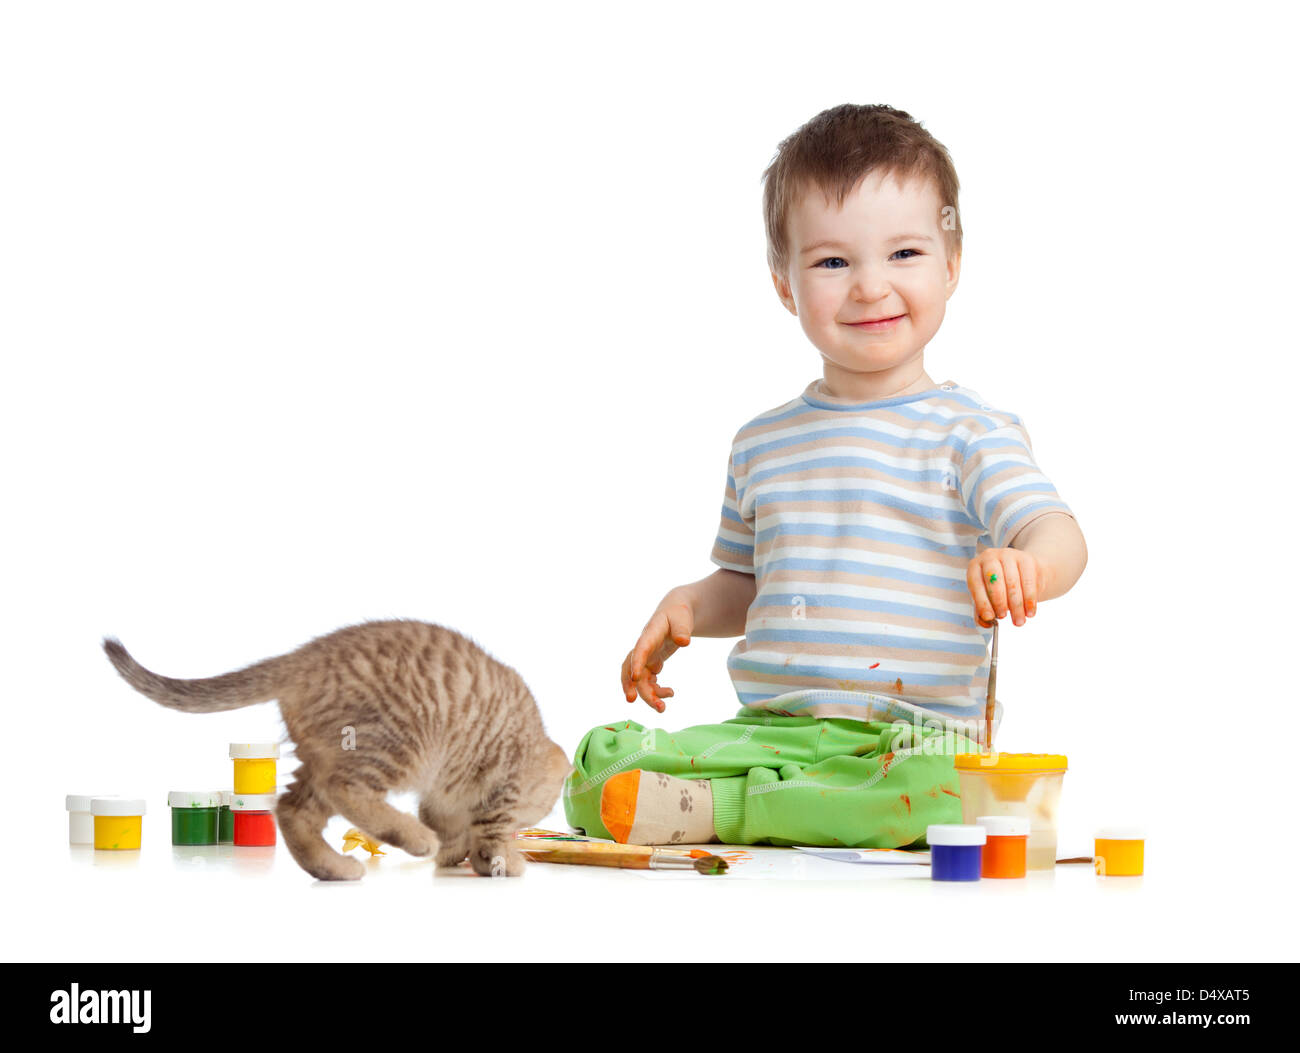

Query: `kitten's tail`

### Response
(102, 637, 287, 713)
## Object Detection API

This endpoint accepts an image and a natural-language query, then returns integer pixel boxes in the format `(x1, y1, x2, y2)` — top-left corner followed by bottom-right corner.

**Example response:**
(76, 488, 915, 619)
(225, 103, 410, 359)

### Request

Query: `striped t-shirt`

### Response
(710, 379, 1075, 726)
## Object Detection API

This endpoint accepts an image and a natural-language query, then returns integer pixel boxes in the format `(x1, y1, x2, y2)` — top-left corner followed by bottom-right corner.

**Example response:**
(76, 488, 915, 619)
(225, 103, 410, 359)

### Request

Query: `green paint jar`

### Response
(218, 790, 235, 844)
(168, 791, 221, 845)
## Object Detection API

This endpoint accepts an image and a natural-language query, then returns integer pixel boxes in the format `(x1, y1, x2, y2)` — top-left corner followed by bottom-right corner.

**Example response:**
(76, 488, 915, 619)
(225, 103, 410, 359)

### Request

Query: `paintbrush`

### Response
(984, 617, 999, 752)
(519, 828, 714, 858)
(517, 837, 729, 874)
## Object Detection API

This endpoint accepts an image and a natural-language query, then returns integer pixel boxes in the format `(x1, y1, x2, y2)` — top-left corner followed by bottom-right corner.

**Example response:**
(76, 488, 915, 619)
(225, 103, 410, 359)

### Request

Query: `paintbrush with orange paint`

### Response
(516, 831, 729, 874)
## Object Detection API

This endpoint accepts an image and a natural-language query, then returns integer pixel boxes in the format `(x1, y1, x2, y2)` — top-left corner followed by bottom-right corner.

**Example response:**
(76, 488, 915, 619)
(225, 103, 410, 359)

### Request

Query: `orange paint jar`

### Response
(976, 814, 1029, 878)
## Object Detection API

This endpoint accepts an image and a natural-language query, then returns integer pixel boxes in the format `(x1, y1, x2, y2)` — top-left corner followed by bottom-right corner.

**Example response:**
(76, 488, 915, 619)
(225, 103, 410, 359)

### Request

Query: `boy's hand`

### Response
(621, 601, 694, 713)
(966, 548, 1042, 628)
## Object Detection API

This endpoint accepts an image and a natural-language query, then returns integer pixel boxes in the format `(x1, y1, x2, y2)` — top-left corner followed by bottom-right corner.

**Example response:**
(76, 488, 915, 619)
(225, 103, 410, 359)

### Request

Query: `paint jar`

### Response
(218, 790, 235, 844)
(168, 791, 221, 845)
(66, 794, 100, 845)
(1094, 827, 1144, 876)
(91, 797, 146, 850)
(976, 814, 1029, 878)
(230, 742, 279, 794)
(955, 753, 1067, 870)
(927, 824, 986, 881)
(230, 793, 277, 846)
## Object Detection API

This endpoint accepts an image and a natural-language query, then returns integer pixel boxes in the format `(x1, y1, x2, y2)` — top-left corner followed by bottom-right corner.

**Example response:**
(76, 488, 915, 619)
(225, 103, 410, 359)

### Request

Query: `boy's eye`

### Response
(815, 249, 920, 269)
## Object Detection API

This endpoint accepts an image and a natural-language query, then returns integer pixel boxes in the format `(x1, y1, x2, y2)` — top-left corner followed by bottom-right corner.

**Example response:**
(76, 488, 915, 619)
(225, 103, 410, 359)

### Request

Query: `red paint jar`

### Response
(230, 793, 277, 846)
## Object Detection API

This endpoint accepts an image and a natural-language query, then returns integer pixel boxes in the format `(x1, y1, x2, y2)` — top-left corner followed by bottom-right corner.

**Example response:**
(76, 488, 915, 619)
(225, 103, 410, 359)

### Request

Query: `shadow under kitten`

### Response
(102, 619, 572, 881)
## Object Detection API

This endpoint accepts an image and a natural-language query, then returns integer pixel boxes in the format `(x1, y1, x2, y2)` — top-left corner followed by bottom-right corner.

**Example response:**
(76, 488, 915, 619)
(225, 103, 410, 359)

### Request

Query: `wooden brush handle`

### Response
(519, 845, 652, 868)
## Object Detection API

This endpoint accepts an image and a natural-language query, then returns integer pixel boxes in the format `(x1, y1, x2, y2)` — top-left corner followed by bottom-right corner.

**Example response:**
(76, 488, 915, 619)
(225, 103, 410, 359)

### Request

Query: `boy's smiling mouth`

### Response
(847, 314, 904, 330)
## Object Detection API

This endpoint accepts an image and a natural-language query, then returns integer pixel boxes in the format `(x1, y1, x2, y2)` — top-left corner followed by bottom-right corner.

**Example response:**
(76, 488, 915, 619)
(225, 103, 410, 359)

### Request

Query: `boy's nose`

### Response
(850, 270, 889, 300)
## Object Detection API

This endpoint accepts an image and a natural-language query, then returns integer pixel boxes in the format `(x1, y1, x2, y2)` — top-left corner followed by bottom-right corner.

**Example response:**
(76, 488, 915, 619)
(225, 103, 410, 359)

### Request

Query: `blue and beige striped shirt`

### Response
(710, 379, 1075, 725)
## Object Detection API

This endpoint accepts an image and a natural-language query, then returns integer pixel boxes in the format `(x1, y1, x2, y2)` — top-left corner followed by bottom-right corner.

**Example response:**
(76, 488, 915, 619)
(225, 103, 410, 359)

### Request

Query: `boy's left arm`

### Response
(967, 512, 1087, 628)
(1012, 512, 1088, 601)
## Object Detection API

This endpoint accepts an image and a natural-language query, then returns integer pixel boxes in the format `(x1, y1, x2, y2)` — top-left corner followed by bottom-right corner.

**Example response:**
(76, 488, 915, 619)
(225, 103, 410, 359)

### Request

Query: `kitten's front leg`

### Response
(434, 832, 470, 868)
(468, 785, 525, 876)
(418, 797, 470, 868)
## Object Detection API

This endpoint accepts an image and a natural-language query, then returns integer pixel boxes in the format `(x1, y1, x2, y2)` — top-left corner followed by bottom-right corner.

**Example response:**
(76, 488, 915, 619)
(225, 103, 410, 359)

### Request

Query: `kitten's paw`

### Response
(310, 855, 366, 882)
(470, 842, 524, 878)
(400, 829, 438, 858)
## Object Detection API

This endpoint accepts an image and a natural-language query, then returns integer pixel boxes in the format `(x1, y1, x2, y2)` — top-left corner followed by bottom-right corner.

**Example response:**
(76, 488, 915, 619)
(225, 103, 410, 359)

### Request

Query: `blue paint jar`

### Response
(927, 824, 987, 881)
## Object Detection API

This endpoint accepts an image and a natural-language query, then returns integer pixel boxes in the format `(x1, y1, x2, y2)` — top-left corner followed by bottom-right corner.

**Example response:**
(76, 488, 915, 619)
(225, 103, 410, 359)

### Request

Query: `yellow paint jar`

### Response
(1094, 826, 1145, 876)
(230, 742, 280, 794)
(91, 796, 146, 850)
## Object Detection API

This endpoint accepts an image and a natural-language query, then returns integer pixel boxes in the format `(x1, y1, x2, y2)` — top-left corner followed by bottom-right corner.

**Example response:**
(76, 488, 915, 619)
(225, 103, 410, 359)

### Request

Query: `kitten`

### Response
(102, 619, 572, 881)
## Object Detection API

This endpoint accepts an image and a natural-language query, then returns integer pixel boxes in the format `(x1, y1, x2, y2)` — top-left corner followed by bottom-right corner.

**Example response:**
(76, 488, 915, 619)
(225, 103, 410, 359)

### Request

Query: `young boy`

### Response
(563, 103, 1087, 848)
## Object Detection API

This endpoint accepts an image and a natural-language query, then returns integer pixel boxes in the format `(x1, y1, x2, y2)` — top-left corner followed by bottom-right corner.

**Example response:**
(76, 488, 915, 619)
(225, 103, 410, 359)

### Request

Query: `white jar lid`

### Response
(220, 791, 234, 807)
(229, 793, 278, 812)
(976, 815, 1030, 837)
(1096, 826, 1145, 841)
(66, 794, 103, 812)
(229, 742, 280, 760)
(168, 791, 221, 808)
(91, 796, 147, 816)
(927, 823, 986, 846)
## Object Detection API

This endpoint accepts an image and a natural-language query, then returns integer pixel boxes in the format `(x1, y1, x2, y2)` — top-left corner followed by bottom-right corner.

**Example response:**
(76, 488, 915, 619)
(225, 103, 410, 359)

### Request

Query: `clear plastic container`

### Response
(955, 753, 1067, 870)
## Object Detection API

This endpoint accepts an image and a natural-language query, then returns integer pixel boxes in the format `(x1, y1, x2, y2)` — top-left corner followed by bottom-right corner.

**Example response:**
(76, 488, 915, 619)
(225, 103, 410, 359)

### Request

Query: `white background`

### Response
(2, 0, 1296, 963)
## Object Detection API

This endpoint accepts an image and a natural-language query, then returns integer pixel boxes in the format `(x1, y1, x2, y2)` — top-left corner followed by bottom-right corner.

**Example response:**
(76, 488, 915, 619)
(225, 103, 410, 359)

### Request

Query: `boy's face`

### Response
(773, 169, 960, 393)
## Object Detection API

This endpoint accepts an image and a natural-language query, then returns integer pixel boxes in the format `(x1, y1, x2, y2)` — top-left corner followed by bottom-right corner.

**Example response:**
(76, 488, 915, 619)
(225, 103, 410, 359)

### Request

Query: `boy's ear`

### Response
(771, 270, 797, 316)
(945, 250, 962, 299)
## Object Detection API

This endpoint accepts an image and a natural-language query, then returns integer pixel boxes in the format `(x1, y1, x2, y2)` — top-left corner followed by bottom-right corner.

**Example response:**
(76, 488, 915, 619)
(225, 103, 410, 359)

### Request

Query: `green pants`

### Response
(564, 707, 978, 848)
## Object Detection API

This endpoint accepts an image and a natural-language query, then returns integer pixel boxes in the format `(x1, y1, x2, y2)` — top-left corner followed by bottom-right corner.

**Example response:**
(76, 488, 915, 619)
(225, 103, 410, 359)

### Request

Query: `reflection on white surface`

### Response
(87, 847, 142, 871)
(25, 803, 1287, 962)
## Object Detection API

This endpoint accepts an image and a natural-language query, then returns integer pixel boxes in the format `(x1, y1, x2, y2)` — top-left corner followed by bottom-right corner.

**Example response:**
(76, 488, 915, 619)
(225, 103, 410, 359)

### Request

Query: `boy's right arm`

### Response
(621, 569, 756, 712)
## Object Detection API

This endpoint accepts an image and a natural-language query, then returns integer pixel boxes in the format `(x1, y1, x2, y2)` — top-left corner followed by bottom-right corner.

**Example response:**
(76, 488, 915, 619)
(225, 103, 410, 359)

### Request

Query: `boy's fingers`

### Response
(967, 561, 996, 626)
(639, 679, 665, 713)
(1001, 557, 1026, 625)
(649, 672, 674, 699)
(1020, 555, 1039, 617)
(665, 606, 694, 647)
(635, 676, 657, 707)
(985, 558, 1008, 619)
(621, 652, 638, 700)
(629, 616, 666, 679)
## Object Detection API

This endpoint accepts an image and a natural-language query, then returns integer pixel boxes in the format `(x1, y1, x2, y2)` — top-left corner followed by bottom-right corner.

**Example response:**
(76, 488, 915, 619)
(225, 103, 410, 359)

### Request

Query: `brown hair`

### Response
(761, 103, 962, 277)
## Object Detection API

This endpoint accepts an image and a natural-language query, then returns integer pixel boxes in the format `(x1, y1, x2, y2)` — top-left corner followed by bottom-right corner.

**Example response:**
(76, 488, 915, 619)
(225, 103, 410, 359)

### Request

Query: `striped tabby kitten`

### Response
(103, 619, 571, 880)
